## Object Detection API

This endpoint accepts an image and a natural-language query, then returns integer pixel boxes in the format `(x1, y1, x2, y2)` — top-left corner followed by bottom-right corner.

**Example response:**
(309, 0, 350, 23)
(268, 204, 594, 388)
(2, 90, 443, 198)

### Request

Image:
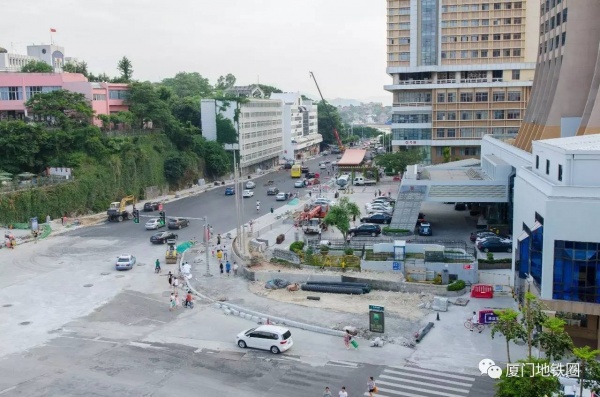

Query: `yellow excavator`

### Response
(107, 195, 136, 222)
(165, 239, 178, 264)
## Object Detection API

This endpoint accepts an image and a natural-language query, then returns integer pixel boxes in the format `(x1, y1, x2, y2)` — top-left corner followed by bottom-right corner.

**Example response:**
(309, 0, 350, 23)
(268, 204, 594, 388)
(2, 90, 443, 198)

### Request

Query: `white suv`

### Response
(236, 325, 293, 354)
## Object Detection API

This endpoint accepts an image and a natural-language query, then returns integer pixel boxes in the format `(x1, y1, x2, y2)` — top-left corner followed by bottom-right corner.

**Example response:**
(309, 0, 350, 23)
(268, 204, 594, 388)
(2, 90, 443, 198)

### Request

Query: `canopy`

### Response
(337, 149, 366, 166)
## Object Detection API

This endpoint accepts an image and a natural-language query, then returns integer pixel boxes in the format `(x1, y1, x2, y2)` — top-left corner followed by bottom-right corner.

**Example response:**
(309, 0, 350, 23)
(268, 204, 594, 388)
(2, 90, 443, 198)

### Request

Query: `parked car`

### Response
(145, 218, 164, 230)
(267, 187, 279, 195)
(245, 181, 256, 189)
(225, 186, 235, 195)
(306, 172, 317, 179)
(476, 235, 512, 246)
(418, 222, 432, 236)
(373, 197, 395, 205)
(319, 163, 327, 170)
(336, 154, 342, 159)
(242, 189, 254, 198)
(294, 180, 305, 188)
(150, 231, 178, 244)
(454, 202, 467, 211)
(349, 224, 382, 237)
(115, 254, 136, 270)
(366, 203, 393, 213)
(360, 213, 392, 224)
(478, 238, 513, 253)
(276, 192, 289, 201)
(314, 198, 335, 207)
(283, 163, 293, 169)
(143, 202, 155, 212)
(301, 166, 309, 173)
(321, 150, 330, 155)
(236, 325, 293, 354)
(167, 218, 189, 230)
(470, 231, 498, 242)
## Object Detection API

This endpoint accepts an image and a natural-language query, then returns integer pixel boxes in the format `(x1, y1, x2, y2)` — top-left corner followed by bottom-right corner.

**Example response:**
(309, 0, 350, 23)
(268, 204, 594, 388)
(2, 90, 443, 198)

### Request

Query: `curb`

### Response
(179, 247, 345, 338)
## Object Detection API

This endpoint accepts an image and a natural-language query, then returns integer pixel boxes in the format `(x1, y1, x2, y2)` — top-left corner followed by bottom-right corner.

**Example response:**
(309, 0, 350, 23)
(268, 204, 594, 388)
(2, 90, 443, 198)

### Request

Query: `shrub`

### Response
(344, 247, 354, 255)
(433, 274, 442, 285)
(382, 227, 410, 234)
(319, 244, 330, 254)
(486, 252, 494, 261)
(289, 241, 305, 253)
(275, 234, 285, 244)
(447, 280, 466, 291)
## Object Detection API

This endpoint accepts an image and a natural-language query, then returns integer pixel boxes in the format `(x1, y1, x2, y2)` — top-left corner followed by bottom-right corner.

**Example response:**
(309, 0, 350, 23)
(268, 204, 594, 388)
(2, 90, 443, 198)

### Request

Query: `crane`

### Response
(309, 71, 345, 153)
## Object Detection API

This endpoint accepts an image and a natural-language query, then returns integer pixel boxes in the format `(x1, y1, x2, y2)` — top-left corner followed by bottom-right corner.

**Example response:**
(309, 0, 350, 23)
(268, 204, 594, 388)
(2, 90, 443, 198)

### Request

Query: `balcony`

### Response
(395, 79, 433, 85)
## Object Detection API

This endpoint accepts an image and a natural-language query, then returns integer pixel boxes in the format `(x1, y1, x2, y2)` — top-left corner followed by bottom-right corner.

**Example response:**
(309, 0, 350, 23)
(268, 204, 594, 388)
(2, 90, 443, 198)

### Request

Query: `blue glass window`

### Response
(554, 240, 600, 303)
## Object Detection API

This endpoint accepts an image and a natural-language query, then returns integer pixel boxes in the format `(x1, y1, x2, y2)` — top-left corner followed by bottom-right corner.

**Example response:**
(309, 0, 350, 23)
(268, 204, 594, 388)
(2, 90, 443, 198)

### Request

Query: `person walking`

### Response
(338, 386, 348, 397)
(216, 249, 223, 263)
(172, 275, 179, 292)
(367, 377, 377, 396)
(174, 293, 180, 309)
(225, 261, 231, 277)
(233, 262, 239, 276)
(155, 259, 161, 274)
(167, 271, 173, 287)
(169, 293, 176, 311)
(219, 262, 224, 275)
(323, 386, 332, 397)
(217, 233, 221, 245)
(343, 330, 351, 349)
(184, 290, 193, 308)
(223, 247, 228, 261)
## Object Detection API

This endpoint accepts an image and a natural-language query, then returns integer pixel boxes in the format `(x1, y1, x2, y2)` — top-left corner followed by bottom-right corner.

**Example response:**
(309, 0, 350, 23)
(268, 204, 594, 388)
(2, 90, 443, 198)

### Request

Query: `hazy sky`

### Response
(2, 0, 390, 104)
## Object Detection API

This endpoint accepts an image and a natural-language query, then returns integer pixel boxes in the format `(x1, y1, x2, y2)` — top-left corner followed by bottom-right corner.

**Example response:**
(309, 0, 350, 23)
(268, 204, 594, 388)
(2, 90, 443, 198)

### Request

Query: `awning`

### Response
(337, 149, 366, 166)
(517, 230, 530, 242)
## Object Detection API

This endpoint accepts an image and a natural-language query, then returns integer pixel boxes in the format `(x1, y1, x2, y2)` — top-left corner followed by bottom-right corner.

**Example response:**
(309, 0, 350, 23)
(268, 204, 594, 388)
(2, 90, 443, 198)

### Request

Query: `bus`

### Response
(291, 164, 302, 178)
(336, 174, 350, 189)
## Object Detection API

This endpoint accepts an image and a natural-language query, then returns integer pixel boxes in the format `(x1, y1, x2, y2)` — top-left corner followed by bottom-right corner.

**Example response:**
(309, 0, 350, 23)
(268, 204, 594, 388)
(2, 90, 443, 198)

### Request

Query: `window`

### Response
(562, 32, 567, 46)
(109, 90, 128, 100)
(437, 130, 445, 138)
(482, 19, 490, 26)
(436, 112, 446, 121)
(447, 93, 456, 103)
(512, 70, 520, 80)
(482, 4, 490, 11)
(460, 128, 473, 138)
(400, 52, 410, 61)
(514, 33, 522, 40)
(507, 110, 521, 119)
(472, 51, 479, 58)
(461, 35, 469, 42)
(494, 110, 505, 119)
(513, 49, 521, 56)
(493, 91, 505, 101)
(461, 51, 469, 59)
(503, 49, 511, 57)
(471, 20, 479, 27)
(447, 112, 457, 120)
(437, 93, 445, 103)
(475, 111, 488, 120)
(461, 20, 469, 27)
(461, 111, 472, 120)
(556, 12, 561, 25)
(513, 17, 522, 24)
(447, 129, 456, 138)
(505, 2, 512, 9)
(475, 92, 488, 102)
(493, 34, 501, 41)
(493, 50, 500, 57)
(494, 3, 501, 10)
(93, 94, 107, 101)
(562, 8, 567, 23)
(536, 155, 540, 169)
(558, 164, 563, 181)
(504, 18, 512, 25)
(503, 33, 511, 40)
(481, 50, 488, 57)
(399, 22, 410, 29)
(508, 91, 521, 101)
(0, 87, 22, 101)
(514, 2, 522, 9)
(399, 37, 410, 44)
(546, 159, 550, 175)
(460, 93, 473, 102)
(471, 35, 479, 42)
(481, 34, 489, 41)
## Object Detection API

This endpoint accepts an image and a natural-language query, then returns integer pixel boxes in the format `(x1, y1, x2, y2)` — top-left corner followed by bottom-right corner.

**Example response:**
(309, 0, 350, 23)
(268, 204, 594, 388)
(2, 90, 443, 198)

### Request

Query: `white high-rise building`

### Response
(270, 92, 322, 162)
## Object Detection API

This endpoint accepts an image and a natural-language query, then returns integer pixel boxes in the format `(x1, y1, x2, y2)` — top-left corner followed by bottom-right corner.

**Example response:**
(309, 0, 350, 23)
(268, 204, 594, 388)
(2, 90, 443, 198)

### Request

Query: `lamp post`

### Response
(202, 216, 212, 277)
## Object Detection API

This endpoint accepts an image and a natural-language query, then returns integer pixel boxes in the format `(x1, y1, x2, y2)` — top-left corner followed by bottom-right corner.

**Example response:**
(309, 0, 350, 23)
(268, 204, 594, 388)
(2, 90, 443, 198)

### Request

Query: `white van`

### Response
(337, 174, 350, 189)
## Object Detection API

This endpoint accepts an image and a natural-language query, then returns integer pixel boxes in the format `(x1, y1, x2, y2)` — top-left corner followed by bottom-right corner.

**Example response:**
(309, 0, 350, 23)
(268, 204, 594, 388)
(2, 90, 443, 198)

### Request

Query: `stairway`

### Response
(390, 190, 425, 231)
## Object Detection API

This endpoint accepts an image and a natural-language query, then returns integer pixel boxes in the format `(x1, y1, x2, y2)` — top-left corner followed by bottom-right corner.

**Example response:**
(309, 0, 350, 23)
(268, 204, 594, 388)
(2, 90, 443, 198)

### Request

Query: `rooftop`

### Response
(224, 85, 264, 98)
(536, 135, 600, 153)
(337, 149, 366, 166)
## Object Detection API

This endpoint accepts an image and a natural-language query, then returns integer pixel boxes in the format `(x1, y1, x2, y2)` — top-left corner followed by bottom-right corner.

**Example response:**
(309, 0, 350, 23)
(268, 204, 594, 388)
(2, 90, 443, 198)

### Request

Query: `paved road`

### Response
(66, 154, 335, 243)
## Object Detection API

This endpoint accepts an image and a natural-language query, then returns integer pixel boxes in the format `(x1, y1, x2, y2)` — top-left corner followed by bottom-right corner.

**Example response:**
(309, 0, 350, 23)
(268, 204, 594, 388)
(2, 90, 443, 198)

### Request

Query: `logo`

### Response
(479, 358, 502, 379)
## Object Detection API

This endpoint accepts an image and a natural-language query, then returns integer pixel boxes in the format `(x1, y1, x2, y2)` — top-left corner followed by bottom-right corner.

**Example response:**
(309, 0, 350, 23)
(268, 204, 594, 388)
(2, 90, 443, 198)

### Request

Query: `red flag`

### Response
(50, 28, 57, 33)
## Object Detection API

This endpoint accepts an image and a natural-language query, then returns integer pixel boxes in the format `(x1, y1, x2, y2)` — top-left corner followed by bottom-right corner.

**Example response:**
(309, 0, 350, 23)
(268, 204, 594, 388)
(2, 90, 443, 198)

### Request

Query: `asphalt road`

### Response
(67, 154, 336, 242)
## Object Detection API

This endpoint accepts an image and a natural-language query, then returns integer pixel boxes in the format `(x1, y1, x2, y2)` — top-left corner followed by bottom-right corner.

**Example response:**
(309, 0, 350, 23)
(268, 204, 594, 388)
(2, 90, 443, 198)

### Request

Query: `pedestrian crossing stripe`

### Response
(363, 365, 476, 397)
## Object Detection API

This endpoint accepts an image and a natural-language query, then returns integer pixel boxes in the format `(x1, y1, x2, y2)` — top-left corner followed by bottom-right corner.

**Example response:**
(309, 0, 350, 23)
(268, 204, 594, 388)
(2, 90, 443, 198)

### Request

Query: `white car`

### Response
(275, 192, 289, 201)
(245, 181, 256, 189)
(319, 163, 327, 169)
(115, 254, 136, 270)
(242, 189, 254, 198)
(236, 325, 293, 354)
(145, 218, 163, 230)
(366, 203, 392, 212)
(294, 180, 305, 188)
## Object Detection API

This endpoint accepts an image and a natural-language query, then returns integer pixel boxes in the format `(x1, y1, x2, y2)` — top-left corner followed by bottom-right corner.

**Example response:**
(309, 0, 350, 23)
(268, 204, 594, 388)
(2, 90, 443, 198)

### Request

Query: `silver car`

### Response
(115, 254, 136, 270)
(145, 218, 163, 230)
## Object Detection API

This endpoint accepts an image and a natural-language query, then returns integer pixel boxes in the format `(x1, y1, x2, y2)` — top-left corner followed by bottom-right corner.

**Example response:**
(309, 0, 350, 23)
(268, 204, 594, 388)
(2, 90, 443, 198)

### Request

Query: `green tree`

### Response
(491, 309, 526, 363)
(21, 60, 53, 73)
(216, 114, 237, 144)
(117, 56, 134, 82)
(215, 73, 237, 91)
(495, 358, 561, 397)
(164, 156, 186, 186)
(193, 136, 231, 178)
(62, 61, 88, 76)
(317, 101, 344, 145)
(170, 96, 201, 128)
(0, 121, 48, 173)
(162, 72, 213, 98)
(538, 317, 574, 361)
(257, 84, 283, 98)
(375, 150, 422, 175)
(442, 147, 451, 163)
(323, 196, 361, 241)
(572, 346, 600, 396)
(126, 81, 172, 128)
(25, 89, 94, 127)
(521, 292, 548, 358)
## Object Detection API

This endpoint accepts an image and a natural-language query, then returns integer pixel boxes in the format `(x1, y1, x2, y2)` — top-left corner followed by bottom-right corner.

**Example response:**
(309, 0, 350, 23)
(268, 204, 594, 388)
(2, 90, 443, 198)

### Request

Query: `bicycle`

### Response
(464, 319, 485, 332)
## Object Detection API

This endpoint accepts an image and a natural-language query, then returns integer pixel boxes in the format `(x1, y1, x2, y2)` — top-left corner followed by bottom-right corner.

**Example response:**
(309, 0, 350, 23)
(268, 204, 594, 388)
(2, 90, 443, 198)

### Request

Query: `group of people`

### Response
(213, 240, 238, 277)
(168, 290, 194, 311)
(322, 377, 377, 397)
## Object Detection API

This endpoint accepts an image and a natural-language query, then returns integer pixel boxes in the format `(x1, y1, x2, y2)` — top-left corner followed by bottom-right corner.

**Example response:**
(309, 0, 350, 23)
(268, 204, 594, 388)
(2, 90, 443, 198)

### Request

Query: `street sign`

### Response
(369, 310, 385, 333)
(463, 264, 472, 270)
(158, 203, 163, 211)
(369, 305, 384, 312)
(392, 261, 401, 271)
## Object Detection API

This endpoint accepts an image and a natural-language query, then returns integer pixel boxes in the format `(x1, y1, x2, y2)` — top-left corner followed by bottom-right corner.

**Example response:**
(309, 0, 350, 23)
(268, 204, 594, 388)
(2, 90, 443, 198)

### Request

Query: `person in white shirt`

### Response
(339, 386, 348, 397)
(471, 311, 481, 333)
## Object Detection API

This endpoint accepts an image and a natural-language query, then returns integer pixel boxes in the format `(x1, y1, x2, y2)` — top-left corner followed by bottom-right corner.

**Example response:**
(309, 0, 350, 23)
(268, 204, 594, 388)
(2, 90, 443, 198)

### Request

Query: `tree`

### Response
(193, 136, 231, 178)
(164, 156, 186, 186)
(317, 101, 344, 145)
(521, 292, 548, 358)
(21, 60, 53, 73)
(538, 317, 574, 361)
(572, 346, 600, 396)
(0, 121, 48, 173)
(323, 197, 361, 241)
(258, 84, 283, 98)
(442, 147, 451, 163)
(126, 81, 172, 128)
(170, 96, 201, 128)
(216, 114, 238, 144)
(491, 309, 526, 363)
(215, 73, 237, 91)
(495, 358, 561, 397)
(375, 150, 422, 175)
(62, 61, 88, 76)
(25, 89, 94, 127)
(117, 56, 133, 82)
(162, 72, 213, 98)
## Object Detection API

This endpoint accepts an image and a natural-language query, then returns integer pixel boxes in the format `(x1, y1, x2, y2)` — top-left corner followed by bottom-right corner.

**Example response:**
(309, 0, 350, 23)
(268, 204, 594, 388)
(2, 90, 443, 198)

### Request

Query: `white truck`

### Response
(302, 218, 322, 235)
(353, 176, 377, 186)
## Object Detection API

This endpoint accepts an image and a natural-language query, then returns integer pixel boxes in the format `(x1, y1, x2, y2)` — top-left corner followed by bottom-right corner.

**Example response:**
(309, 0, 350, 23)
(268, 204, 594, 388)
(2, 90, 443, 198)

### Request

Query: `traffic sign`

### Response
(158, 203, 163, 211)
(369, 305, 384, 312)
(393, 261, 401, 271)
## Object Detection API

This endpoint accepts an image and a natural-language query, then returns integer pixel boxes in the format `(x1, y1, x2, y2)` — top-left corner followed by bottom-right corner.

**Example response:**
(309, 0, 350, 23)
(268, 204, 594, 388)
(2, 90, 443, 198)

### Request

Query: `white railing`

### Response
(393, 102, 432, 107)
(396, 79, 433, 85)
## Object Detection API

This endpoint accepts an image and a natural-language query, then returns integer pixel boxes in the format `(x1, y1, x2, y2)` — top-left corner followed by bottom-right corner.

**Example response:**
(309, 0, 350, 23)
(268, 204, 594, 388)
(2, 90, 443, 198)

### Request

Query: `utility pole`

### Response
(233, 150, 241, 252)
(203, 216, 211, 277)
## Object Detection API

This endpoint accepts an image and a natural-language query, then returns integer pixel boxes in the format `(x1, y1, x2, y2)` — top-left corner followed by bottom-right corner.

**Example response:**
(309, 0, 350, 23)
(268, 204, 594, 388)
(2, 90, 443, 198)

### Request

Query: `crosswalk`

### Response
(363, 365, 477, 397)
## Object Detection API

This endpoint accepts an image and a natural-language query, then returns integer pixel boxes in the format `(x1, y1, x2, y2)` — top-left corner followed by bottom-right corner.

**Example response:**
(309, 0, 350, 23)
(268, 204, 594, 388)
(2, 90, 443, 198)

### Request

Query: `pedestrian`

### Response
(339, 386, 348, 397)
(378, 189, 381, 196)
(210, 225, 214, 238)
(167, 271, 173, 286)
(169, 293, 176, 311)
(217, 233, 221, 245)
(323, 386, 332, 397)
(217, 249, 223, 262)
(223, 247, 228, 261)
(225, 261, 231, 276)
(233, 262, 239, 276)
(388, 191, 391, 197)
(367, 377, 377, 397)
(374, 191, 377, 198)
(185, 290, 193, 308)
(343, 330, 351, 349)
(174, 293, 180, 309)
(309, 191, 312, 197)
(212, 246, 215, 257)
(346, 234, 351, 245)
(172, 276, 179, 291)
(219, 262, 224, 275)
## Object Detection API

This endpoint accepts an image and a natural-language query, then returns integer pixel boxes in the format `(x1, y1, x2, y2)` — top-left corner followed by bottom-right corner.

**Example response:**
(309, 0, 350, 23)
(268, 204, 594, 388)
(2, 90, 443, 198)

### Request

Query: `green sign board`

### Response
(369, 305, 385, 312)
(369, 310, 385, 333)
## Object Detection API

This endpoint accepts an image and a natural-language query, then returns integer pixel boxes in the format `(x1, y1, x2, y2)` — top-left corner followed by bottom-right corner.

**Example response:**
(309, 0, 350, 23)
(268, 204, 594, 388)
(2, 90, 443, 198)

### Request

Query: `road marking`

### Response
(57, 336, 119, 344)
(326, 360, 360, 368)
(0, 387, 16, 395)
(128, 341, 166, 350)
(122, 291, 166, 304)
(382, 370, 473, 387)
(378, 378, 470, 393)
(387, 366, 476, 381)
(127, 318, 167, 326)
(367, 385, 467, 397)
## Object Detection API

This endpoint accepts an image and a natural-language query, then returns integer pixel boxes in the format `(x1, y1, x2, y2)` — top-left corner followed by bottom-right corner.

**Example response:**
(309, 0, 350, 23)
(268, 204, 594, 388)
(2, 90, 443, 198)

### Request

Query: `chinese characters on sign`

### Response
(505, 363, 580, 378)
(405, 140, 418, 145)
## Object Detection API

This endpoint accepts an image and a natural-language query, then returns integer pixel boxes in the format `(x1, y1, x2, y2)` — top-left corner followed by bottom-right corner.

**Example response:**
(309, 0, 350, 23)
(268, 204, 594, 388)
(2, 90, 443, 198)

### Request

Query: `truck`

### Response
(353, 176, 376, 186)
(107, 195, 136, 222)
(302, 218, 323, 235)
(165, 239, 178, 264)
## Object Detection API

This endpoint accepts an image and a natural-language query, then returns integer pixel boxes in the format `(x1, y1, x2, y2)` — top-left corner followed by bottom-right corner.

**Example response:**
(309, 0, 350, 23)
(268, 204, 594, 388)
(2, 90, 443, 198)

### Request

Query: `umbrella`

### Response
(0, 175, 12, 181)
(17, 172, 35, 179)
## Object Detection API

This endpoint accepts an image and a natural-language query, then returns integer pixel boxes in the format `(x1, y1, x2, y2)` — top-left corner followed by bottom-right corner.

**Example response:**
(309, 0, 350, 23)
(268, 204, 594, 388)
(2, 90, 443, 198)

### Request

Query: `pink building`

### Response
(0, 72, 129, 124)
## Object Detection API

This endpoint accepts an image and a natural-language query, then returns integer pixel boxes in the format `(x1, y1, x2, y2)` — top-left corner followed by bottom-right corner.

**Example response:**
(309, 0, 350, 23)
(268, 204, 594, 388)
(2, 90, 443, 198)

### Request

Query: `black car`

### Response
(301, 166, 310, 173)
(478, 238, 512, 253)
(418, 222, 432, 236)
(454, 202, 467, 211)
(306, 172, 316, 179)
(143, 202, 160, 212)
(284, 163, 293, 169)
(267, 187, 279, 195)
(360, 213, 392, 224)
(150, 231, 178, 244)
(349, 224, 381, 237)
(470, 230, 498, 242)
(167, 218, 190, 230)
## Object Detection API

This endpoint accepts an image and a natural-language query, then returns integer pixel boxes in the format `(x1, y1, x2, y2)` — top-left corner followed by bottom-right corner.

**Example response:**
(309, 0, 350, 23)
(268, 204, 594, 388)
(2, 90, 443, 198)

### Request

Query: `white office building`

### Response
(0, 44, 66, 72)
(270, 92, 322, 162)
(201, 89, 284, 175)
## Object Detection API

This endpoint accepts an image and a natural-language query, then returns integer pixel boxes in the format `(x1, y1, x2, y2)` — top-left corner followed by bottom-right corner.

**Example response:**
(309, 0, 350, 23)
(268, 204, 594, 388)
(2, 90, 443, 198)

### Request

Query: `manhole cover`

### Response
(20, 321, 31, 325)
(3, 304, 13, 307)
(115, 275, 125, 278)
(100, 272, 110, 276)
(83, 284, 93, 288)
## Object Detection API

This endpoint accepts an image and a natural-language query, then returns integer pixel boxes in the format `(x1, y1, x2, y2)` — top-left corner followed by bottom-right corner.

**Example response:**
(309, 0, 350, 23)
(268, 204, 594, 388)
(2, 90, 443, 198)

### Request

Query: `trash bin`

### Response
(441, 269, 449, 285)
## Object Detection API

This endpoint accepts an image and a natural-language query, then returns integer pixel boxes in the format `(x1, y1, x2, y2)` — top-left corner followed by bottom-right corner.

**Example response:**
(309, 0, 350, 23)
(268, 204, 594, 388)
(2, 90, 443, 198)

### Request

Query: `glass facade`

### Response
(419, 0, 438, 66)
(392, 128, 432, 140)
(518, 225, 543, 286)
(554, 241, 600, 303)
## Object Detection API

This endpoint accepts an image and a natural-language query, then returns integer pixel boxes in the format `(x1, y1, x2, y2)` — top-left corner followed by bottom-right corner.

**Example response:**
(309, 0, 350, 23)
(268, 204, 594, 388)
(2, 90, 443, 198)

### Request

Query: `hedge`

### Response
(447, 280, 466, 291)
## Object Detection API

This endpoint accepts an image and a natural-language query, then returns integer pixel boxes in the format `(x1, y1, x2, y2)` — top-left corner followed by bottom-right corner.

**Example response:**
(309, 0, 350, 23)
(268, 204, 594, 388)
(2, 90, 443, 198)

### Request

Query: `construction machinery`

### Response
(165, 239, 178, 264)
(107, 195, 136, 222)
(302, 218, 325, 234)
(309, 71, 345, 153)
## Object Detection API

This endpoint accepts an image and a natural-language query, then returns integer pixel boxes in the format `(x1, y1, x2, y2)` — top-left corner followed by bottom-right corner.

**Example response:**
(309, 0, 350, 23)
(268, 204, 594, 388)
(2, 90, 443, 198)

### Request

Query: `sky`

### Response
(2, 0, 391, 105)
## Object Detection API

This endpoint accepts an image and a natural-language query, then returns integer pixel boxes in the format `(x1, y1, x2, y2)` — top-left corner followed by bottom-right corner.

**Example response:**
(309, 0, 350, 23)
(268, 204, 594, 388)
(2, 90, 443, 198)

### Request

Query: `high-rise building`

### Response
(515, 0, 600, 151)
(385, 0, 540, 163)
